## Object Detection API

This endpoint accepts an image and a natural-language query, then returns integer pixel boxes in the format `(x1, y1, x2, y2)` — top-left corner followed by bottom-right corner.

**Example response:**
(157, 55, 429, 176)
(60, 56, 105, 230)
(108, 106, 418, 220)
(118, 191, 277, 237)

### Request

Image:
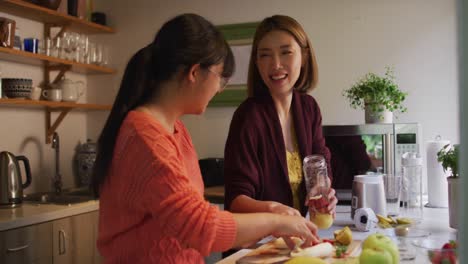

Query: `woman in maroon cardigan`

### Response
(224, 15, 338, 221)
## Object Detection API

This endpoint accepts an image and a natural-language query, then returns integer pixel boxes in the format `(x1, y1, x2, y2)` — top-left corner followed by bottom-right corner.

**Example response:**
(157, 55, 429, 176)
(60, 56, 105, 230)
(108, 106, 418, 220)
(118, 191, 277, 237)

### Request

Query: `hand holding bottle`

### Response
(303, 155, 335, 229)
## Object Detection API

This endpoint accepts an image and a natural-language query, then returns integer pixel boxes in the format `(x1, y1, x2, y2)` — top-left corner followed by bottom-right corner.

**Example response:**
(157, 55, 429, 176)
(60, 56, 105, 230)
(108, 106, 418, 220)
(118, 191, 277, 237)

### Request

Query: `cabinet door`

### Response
(91, 210, 102, 264)
(53, 212, 95, 264)
(0, 222, 53, 264)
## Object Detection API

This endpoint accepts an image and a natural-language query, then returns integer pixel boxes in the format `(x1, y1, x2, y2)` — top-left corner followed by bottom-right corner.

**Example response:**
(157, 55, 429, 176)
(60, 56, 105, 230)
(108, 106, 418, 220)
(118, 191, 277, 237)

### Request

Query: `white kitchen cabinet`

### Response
(53, 211, 99, 264)
(0, 210, 100, 264)
(0, 221, 53, 264)
(91, 211, 102, 263)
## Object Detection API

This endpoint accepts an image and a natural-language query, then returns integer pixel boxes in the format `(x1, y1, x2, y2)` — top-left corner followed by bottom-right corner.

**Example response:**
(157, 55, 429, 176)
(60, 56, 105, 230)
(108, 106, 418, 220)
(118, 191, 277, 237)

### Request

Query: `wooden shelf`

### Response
(0, 47, 115, 74)
(0, 0, 115, 34)
(0, 0, 115, 143)
(0, 98, 112, 111)
(0, 98, 111, 143)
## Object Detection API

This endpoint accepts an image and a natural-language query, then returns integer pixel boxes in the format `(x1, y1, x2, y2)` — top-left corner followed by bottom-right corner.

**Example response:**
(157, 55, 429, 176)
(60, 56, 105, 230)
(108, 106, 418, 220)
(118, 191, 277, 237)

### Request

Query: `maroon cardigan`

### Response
(224, 91, 332, 216)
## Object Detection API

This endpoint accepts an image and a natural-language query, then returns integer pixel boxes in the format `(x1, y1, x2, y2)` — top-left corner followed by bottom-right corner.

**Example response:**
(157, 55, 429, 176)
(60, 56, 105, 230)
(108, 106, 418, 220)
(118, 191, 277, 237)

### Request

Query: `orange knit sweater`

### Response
(97, 111, 237, 263)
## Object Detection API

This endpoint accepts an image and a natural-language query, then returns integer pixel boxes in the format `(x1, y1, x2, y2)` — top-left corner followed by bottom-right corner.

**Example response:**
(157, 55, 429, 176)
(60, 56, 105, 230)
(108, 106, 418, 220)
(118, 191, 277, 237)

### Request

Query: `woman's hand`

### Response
(272, 215, 320, 248)
(267, 201, 301, 216)
(305, 177, 339, 219)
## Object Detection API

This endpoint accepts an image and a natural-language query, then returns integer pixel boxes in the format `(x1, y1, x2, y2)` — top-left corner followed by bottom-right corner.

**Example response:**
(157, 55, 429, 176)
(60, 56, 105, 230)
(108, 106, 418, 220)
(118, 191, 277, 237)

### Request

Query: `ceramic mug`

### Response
(29, 86, 42, 100)
(42, 89, 62, 102)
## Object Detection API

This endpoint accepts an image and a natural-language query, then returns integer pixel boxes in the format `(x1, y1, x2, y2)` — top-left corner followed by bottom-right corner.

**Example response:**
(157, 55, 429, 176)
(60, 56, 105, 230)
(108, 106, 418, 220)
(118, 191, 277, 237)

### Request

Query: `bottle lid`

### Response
(401, 152, 423, 166)
(79, 139, 97, 153)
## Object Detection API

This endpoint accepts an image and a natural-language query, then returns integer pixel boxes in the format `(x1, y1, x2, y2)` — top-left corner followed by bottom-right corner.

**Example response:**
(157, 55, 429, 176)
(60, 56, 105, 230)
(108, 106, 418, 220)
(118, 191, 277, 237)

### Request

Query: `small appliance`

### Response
(323, 123, 421, 202)
(0, 151, 32, 208)
(351, 174, 386, 219)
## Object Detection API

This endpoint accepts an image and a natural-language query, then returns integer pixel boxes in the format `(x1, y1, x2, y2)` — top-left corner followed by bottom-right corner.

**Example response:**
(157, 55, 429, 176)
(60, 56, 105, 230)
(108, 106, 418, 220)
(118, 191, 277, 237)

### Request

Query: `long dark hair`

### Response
(92, 13, 234, 197)
(247, 15, 318, 97)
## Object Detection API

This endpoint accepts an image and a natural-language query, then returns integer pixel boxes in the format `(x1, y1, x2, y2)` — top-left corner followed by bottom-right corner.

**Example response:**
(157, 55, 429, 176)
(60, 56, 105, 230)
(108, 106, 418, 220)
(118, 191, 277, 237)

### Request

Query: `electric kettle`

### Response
(0, 151, 32, 208)
(351, 174, 386, 218)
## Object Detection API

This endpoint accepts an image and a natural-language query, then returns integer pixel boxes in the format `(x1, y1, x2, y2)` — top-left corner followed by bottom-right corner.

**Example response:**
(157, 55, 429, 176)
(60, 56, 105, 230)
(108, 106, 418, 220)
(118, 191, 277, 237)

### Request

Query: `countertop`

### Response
(0, 200, 99, 231)
(0, 186, 222, 232)
(217, 205, 457, 264)
(204, 185, 225, 204)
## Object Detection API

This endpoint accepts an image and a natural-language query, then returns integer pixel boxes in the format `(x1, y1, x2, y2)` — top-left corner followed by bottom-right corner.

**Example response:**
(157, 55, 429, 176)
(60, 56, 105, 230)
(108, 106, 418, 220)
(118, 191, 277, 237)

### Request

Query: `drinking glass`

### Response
(384, 174, 402, 217)
(24, 38, 38, 53)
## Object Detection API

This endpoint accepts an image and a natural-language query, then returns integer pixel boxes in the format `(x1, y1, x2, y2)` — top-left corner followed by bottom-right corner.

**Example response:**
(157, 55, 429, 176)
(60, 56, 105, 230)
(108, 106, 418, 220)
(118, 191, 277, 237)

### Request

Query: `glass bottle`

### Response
(401, 152, 423, 220)
(303, 155, 332, 229)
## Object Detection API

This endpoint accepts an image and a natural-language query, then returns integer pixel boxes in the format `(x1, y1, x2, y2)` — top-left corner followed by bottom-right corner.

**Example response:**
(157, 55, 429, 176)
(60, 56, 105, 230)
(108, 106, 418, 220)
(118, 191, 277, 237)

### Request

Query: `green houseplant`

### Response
(437, 144, 459, 229)
(437, 144, 459, 178)
(343, 67, 408, 123)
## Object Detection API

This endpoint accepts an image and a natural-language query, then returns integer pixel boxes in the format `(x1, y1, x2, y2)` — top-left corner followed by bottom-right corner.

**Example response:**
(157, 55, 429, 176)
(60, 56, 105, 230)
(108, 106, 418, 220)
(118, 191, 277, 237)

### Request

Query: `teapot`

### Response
(0, 151, 32, 208)
(54, 77, 84, 102)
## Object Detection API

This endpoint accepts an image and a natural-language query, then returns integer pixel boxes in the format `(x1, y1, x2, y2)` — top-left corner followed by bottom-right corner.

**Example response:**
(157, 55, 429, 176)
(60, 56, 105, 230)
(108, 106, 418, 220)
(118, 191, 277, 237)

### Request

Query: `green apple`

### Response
(362, 233, 399, 264)
(359, 248, 392, 264)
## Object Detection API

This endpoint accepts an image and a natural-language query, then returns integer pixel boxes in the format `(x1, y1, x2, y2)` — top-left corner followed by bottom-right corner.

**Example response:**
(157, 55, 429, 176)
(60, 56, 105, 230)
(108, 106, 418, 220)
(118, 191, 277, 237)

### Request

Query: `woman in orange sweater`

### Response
(91, 14, 319, 263)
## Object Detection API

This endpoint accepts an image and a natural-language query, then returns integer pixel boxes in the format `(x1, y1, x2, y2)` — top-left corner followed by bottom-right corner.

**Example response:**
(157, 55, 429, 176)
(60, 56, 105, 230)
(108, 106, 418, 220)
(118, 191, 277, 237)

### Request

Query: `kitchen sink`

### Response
(66, 188, 93, 196)
(23, 190, 96, 205)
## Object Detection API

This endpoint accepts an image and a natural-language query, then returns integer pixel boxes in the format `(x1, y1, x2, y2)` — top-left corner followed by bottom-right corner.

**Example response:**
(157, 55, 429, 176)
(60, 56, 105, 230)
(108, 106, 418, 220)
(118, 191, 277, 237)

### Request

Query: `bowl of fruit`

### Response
(412, 239, 458, 264)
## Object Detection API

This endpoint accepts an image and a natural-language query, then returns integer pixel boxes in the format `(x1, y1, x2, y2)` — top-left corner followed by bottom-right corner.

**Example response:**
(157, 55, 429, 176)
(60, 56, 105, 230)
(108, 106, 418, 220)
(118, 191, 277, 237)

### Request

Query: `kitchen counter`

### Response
(0, 185, 223, 232)
(217, 205, 457, 264)
(204, 185, 225, 204)
(0, 200, 99, 231)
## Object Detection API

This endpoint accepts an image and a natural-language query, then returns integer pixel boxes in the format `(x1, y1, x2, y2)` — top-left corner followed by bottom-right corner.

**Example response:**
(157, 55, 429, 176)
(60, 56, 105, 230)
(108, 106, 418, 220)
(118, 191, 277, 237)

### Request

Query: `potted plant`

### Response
(437, 144, 459, 229)
(343, 67, 408, 123)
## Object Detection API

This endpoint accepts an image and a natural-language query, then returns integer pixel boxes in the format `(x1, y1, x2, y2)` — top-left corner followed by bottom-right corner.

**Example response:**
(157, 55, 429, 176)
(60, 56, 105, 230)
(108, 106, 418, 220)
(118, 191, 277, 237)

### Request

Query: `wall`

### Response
(90, 0, 459, 161)
(0, 13, 89, 193)
(2, 0, 457, 194)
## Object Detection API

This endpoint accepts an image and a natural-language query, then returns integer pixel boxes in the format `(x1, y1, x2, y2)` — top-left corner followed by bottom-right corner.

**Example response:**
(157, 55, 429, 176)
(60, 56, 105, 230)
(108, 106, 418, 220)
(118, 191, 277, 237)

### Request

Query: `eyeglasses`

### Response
(206, 68, 229, 90)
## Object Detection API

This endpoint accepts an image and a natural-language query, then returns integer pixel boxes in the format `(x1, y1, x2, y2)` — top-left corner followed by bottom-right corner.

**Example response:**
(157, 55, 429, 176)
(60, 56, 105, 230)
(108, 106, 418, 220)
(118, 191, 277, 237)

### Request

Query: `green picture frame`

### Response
(208, 22, 259, 107)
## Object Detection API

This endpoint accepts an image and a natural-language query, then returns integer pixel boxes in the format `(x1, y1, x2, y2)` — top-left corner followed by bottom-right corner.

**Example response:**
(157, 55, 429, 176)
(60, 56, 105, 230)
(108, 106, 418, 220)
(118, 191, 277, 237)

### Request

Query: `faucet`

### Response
(52, 132, 62, 195)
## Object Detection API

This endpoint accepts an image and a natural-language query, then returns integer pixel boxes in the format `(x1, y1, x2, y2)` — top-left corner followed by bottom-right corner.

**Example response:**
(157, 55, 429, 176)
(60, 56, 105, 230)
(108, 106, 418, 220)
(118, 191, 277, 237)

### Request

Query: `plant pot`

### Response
(447, 177, 458, 229)
(365, 105, 393, 124)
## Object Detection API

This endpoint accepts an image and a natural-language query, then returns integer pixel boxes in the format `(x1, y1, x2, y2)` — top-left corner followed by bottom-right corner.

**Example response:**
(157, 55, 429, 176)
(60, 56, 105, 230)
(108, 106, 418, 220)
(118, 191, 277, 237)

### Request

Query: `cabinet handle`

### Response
(6, 244, 30, 252)
(59, 229, 67, 255)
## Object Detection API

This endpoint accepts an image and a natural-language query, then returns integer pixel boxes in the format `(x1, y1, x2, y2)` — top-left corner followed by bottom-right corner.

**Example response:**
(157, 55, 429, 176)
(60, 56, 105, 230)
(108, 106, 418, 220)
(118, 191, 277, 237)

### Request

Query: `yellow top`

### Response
(286, 123, 304, 211)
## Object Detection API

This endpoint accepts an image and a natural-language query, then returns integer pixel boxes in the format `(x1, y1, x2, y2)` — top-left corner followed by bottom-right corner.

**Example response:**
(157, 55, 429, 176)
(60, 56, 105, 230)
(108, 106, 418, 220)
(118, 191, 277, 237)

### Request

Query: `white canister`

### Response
(426, 136, 450, 207)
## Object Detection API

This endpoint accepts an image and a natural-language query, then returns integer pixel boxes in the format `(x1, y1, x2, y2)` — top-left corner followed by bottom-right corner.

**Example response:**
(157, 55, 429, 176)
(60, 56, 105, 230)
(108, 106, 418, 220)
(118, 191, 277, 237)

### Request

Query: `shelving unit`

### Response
(0, 0, 115, 34)
(0, 98, 113, 143)
(0, 98, 111, 110)
(0, 47, 115, 74)
(0, 0, 116, 143)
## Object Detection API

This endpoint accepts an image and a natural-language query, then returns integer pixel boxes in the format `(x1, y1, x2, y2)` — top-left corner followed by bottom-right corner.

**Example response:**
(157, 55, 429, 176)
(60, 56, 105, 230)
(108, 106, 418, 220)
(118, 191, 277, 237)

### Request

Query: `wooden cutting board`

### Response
(236, 240, 362, 264)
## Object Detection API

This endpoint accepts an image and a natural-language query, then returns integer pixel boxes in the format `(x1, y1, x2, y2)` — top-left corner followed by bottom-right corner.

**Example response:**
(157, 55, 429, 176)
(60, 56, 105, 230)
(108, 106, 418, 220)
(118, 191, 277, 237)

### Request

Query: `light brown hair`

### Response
(247, 15, 318, 97)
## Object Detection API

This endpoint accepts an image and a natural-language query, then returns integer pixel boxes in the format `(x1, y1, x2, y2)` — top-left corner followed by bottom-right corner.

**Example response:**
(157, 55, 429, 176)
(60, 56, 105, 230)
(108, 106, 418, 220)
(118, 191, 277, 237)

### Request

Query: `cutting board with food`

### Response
(236, 226, 403, 264)
(236, 240, 361, 264)
(236, 227, 361, 264)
